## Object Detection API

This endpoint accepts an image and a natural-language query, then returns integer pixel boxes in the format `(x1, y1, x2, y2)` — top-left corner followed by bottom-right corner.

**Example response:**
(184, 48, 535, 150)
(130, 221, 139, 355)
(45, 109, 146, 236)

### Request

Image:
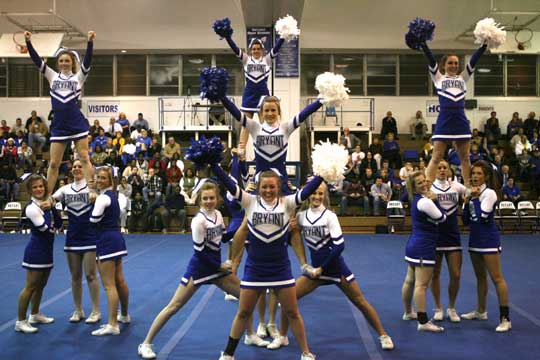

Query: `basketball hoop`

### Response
(515, 28, 533, 51)
(13, 32, 28, 54)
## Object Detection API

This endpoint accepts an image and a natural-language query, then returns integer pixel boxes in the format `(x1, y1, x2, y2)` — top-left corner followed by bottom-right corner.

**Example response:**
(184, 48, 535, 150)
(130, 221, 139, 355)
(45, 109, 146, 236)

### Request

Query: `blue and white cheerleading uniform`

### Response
(90, 189, 127, 262)
(297, 206, 354, 285)
(405, 194, 447, 266)
(22, 199, 61, 270)
(222, 155, 249, 243)
(462, 184, 501, 254)
(181, 209, 228, 286)
(53, 179, 96, 253)
(225, 37, 285, 112)
(422, 44, 486, 142)
(26, 40, 93, 142)
(212, 164, 323, 289)
(221, 96, 322, 191)
(431, 179, 466, 252)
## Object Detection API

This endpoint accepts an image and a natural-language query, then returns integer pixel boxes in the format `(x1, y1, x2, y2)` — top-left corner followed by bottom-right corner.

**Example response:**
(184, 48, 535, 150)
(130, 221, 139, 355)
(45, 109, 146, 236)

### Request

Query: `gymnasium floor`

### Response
(1, 233, 539, 360)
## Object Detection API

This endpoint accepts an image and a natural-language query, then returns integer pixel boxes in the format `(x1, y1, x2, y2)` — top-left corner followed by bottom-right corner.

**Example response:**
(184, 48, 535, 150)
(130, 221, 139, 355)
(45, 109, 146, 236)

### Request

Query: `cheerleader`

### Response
(89, 167, 130, 336)
(461, 161, 510, 332)
(271, 182, 394, 351)
(15, 175, 61, 333)
(211, 164, 323, 360)
(420, 41, 487, 185)
(401, 171, 447, 332)
(138, 181, 268, 360)
(430, 161, 467, 322)
(24, 31, 96, 192)
(52, 160, 101, 323)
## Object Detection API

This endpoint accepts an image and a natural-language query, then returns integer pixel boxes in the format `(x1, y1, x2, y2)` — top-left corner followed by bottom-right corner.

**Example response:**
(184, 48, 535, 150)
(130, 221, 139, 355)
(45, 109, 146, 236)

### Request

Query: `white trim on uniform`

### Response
(318, 275, 341, 283)
(193, 272, 225, 285)
(404, 256, 436, 265)
(64, 245, 97, 251)
(432, 134, 471, 139)
(436, 246, 463, 251)
(50, 131, 89, 141)
(468, 246, 502, 253)
(22, 262, 53, 269)
(97, 250, 128, 261)
(241, 279, 295, 287)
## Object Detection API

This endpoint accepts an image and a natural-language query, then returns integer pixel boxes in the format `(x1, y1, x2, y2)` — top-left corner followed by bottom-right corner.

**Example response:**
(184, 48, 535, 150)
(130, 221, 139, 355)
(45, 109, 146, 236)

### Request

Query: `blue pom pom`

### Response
(200, 67, 229, 102)
(213, 18, 233, 39)
(184, 135, 224, 169)
(405, 17, 435, 50)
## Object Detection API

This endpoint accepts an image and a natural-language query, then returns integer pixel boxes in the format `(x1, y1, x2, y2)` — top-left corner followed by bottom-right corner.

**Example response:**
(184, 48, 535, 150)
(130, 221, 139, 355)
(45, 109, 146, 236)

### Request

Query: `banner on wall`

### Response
(426, 100, 440, 117)
(275, 38, 299, 78)
(86, 101, 121, 119)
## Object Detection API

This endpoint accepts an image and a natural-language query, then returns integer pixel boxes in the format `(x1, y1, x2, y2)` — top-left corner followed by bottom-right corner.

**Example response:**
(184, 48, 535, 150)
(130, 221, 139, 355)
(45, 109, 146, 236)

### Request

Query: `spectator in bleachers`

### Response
(359, 151, 377, 174)
(340, 176, 369, 216)
(27, 116, 48, 155)
(131, 113, 149, 132)
(106, 117, 122, 137)
(343, 155, 355, 181)
(410, 110, 428, 140)
(14, 130, 27, 147)
(165, 185, 187, 233)
(516, 149, 531, 182)
(515, 135, 531, 156)
(399, 161, 414, 184)
(380, 168, 392, 187)
(135, 129, 151, 157)
(510, 128, 525, 150)
(2, 138, 18, 167)
(351, 145, 365, 166)
(107, 151, 125, 175)
(148, 152, 167, 173)
(418, 159, 427, 175)
(523, 112, 538, 139)
(24, 110, 44, 133)
(368, 137, 383, 170)
(116, 112, 130, 138)
(93, 128, 108, 149)
(381, 111, 398, 139)
(379, 159, 395, 182)
(130, 125, 142, 141)
(179, 167, 197, 200)
(469, 143, 484, 164)
(143, 167, 164, 201)
(163, 137, 181, 163)
(168, 152, 184, 172)
(499, 164, 511, 186)
(128, 192, 147, 232)
(122, 159, 138, 179)
(112, 131, 125, 154)
(85, 135, 95, 155)
(118, 191, 129, 234)
(530, 130, 539, 151)
(220, 140, 232, 169)
(165, 160, 182, 196)
(529, 148, 540, 199)
(484, 111, 501, 139)
(145, 191, 169, 233)
(491, 153, 503, 172)
(10, 118, 26, 136)
(135, 153, 149, 176)
(91, 145, 108, 167)
(1, 120, 10, 134)
(371, 176, 392, 216)
(422, 138, 433, 163)
(89, 119, 104, 139)
(121, 138, 137, 165)
(128, 167, 144, 197)
(382, 132, 402, 169)
(118, 177, 132, 206)
(103, 137, 115, 156)
(147, 135, 162, 159)
(0, 162, 19, 201)
(361, 167, 377, 191)
(340, 127, 361, 153)
(506, 112, 522, 139)
(17, 141, 33, 172)
(502, 177, 523, 205)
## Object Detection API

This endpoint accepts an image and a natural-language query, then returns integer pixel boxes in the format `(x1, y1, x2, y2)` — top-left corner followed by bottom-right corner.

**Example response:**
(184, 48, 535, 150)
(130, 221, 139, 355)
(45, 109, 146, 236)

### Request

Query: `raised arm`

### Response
(287, 100, 323, 131)
(211, 163, 245, 201)
(270, 38, 285, 59)
(24, 32, 45, 71)
(220, 96, 243, 122)
(296, 176, 324, 204)
(466, 44, 488, 75)
(224, 36, 242, 58)
(81, 32, 95, 76)
(90, 194, 111, 223)
(420, 43, 437, 69)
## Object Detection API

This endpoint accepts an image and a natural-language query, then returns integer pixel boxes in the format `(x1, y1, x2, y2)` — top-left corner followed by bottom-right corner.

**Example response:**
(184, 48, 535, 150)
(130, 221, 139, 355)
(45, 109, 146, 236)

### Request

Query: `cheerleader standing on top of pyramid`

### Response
(405, 18, 506, 185)
(25, 31, 96, 193)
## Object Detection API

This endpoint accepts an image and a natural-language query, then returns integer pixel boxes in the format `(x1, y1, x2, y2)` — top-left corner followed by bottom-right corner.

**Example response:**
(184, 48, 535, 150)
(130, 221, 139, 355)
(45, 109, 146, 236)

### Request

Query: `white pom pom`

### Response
(315, 72, 350, 107)
(275, 15, 300, 42)
(311, 140, 349, 184)
(473, 18, 506, 49)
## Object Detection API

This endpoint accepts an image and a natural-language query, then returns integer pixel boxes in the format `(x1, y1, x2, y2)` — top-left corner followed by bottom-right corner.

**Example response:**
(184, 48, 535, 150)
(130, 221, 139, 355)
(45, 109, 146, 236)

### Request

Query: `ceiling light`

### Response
(121, 50, 127, 53)
(188, 58, 204, 64)
(477, 68, 491, 73)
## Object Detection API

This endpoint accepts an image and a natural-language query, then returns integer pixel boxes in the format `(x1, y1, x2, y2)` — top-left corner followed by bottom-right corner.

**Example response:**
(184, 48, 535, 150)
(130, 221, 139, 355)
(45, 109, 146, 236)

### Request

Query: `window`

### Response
(507, 55, 536, 96)
(149, 55, 180, 96)
(0, 58, 6, 97)
(8, 58, 39, 97)
(84, 56, 113, 96)
(300, 54, 330, 96)
(367, 55, 396, 95)
(474, 55, 504, 96)
(334, 54, 363, 96)
(215, 54, 244, 96)
(399, 54, 429, 95)
(117, 55, 146, 96)
(182, 55, 212, 95)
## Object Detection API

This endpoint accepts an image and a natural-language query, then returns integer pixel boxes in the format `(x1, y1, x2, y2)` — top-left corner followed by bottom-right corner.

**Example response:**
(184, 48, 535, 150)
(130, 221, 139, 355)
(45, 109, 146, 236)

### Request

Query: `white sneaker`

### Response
(117, 313, 131, 324)
(219, 352, 234, 360)
(121, 227, 127, 234)
(379, 335, 394, 350)
(85, 311, 101, 324)
(14, 320, 38, 333)
(446, 308, 461, 323)
(267, 335, 289, 350)
(28, 313, 54, 324)
(138, 343, 157, 359)
(224, 293, 238, 301)
(417, 320, 444, 332)
(433, 309, 444, 321)
(69, 310, 85, 323)
(244, 334, 270, 347)
(267, 323, 280, 339)
(461, 310, 488, 320)
(256, 322, 268, 338)
(495, 318, 512, 332)
(402, 311, 418, 320)
(91, 324, 120, 336)
(301, 352, 316, 360)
